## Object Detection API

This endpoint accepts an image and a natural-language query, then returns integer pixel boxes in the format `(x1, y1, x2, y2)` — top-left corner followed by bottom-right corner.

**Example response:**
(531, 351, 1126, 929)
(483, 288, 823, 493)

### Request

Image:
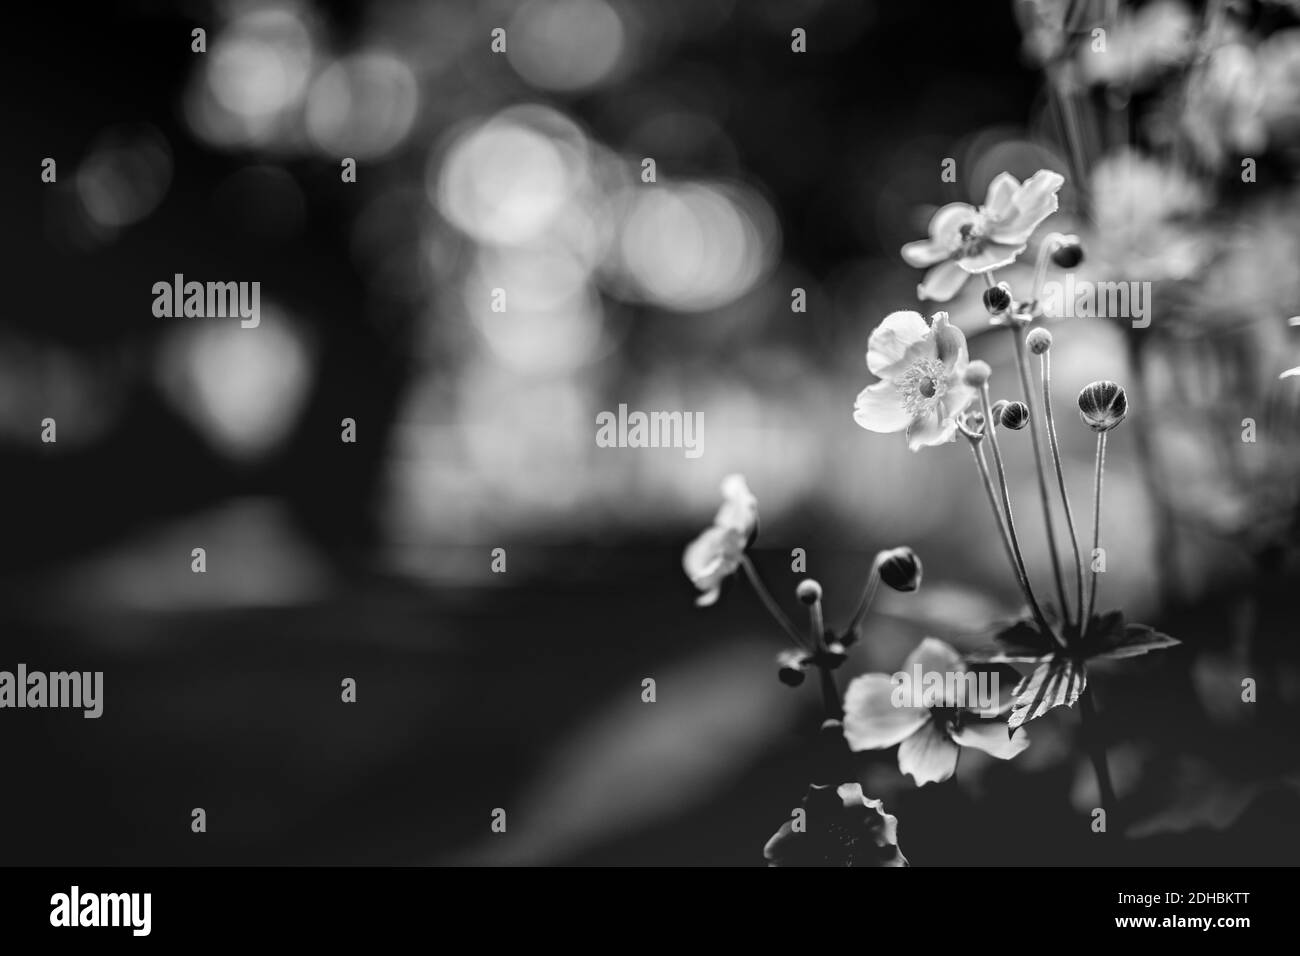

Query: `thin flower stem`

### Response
(1041, 351, 1087, 631)
(808, 591, 826, 650)
(1079, 684, 1117, 827)
(978, 388, 1063, 646)
(1084, 432, 1107, 635)
(806, 593, 841, 720)
(967, 438, 1033, 606)
(1029, 236, 1059, 308)
(1011, 324, 1072, 622)
(740, 556, 806, 648)
(845, 558, 881, 637)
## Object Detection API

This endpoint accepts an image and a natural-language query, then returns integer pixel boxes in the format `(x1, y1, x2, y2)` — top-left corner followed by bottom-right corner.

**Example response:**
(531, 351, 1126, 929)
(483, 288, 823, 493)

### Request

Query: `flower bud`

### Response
(1077, 381, 1128, 432)
(777, 650, 808, 686)
(796, 579, 822, 605)
(1050, 235, 1084, 269)
(877, 546, 922, 592)
(963, 360, 991, 387)
(982, 283, 1012, 315)
(999, 400, 1030, 430)
(1026, 327, 1052, 355)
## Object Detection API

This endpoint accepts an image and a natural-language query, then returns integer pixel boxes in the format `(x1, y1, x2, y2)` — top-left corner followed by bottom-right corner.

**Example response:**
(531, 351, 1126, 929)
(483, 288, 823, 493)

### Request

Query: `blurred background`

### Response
(3, 0, 1300, 865)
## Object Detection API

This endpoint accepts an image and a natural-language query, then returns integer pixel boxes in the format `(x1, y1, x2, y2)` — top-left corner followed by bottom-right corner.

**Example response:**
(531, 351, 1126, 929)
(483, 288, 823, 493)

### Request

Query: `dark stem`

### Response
(740, 556, 806, 648)
(1078, 683, 1118, 830)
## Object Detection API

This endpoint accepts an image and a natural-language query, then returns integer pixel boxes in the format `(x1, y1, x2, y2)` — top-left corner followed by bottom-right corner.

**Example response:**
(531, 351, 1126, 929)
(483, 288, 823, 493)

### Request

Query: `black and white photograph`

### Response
(1, 0, 1297, 935)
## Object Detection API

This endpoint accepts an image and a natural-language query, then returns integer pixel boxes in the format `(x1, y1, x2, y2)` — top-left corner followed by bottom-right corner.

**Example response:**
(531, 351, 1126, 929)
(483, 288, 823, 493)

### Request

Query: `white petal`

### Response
(982, 172, 1021, 219)
(682, 525, 743, 596)
(991, 169, 1065, 246)
(958, 241, 1027, 273)
(842, 674, 931, 750)
(694, 587, 721, 607)
(930, 311, 968, 368)
(952, 720, 1030, 760)
(714, 474, 758, 536)
(901, 238, 951, 268)
(897, 720, 961, 785)
(938, 381, 978, 421)
(866, 310, 931, 377)
(854, 381, 912, 434)
(927, 202, 979, 243)
(916, 261, 969, 302)
(904, 637, 966, 678)
(906, 411, 959, 451)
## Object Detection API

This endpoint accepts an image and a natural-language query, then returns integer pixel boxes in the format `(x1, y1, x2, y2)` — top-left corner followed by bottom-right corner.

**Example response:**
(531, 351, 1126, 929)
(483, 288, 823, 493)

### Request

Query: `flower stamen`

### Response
(898, 358, 949, 416)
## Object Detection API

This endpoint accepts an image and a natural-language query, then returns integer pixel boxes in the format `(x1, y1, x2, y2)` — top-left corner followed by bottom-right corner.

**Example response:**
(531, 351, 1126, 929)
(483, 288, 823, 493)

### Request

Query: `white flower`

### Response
(682, 474, 758, 606)
(854, 310, 977, 451)
(902, 170, 1065, 301)
(712, 474, 757, 538)
(842, 638, 1029, 786)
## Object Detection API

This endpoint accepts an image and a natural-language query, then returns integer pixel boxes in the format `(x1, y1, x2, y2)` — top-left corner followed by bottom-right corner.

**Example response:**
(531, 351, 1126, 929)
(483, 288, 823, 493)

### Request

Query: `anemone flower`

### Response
(902, 169, 1065, 301)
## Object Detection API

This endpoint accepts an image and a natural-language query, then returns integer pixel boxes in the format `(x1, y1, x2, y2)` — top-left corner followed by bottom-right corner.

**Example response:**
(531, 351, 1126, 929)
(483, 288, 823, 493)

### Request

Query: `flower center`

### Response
(957, 222, 986, 259)
(898, 358, 948, 416)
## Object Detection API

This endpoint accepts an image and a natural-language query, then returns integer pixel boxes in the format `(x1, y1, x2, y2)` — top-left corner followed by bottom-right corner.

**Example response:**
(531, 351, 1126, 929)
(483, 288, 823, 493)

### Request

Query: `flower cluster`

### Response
(684, 166, 1183, 865)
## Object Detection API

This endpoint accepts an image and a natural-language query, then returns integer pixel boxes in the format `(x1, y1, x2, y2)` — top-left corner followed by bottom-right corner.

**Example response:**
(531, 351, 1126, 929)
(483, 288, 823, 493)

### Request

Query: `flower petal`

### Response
(842, 673, 931, 750)
(916, 261, 969, 301)
(938, 381, 978, 422)
(957, 240, 1027, 273)
(866, 310, 931, 377)
(694, 586, 721, 607)
(930, 311, 968, 368)
(854, 381, 912, 434)
(952, 719, 1030, 759)
(901, 239, 951, 268)
(713, 473, 758, 537)
(903, 637, 966, 677)
(897, 720, 961, 785)
(927, 202, 979, 243)
(990, 169, 1065, 246)
(982, 172, 1021, 219)
(906, 410, 958, 451)
(682, 525, 744, 602)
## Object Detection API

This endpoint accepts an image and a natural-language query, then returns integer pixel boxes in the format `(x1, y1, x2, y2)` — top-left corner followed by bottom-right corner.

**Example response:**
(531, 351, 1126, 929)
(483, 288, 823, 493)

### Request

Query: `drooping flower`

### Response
(841, 638, 1029, 786)
(762, 782, 908, 867)
(681, 474, 758, 606)
(854, 310, 977, 451)
(901, 169, 1066, 301)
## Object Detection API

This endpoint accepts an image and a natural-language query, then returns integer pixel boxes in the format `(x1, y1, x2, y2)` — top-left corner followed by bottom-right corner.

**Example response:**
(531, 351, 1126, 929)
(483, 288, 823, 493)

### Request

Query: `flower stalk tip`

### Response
(999, 400, 1031, 430)
(878, 547, 923, 592)
(1026, 327, 1053, 355)
(1078, 381, 1128, 432)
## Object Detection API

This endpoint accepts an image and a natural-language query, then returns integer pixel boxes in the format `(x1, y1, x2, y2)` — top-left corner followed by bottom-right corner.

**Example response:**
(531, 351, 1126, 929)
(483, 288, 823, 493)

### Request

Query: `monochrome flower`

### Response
(854, 310, 978, 451)
(763, 782, 908, 867)
(681, 474, 758, 606)
(902, 169, 1066, 301)
(842, 638, 1029, 786)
